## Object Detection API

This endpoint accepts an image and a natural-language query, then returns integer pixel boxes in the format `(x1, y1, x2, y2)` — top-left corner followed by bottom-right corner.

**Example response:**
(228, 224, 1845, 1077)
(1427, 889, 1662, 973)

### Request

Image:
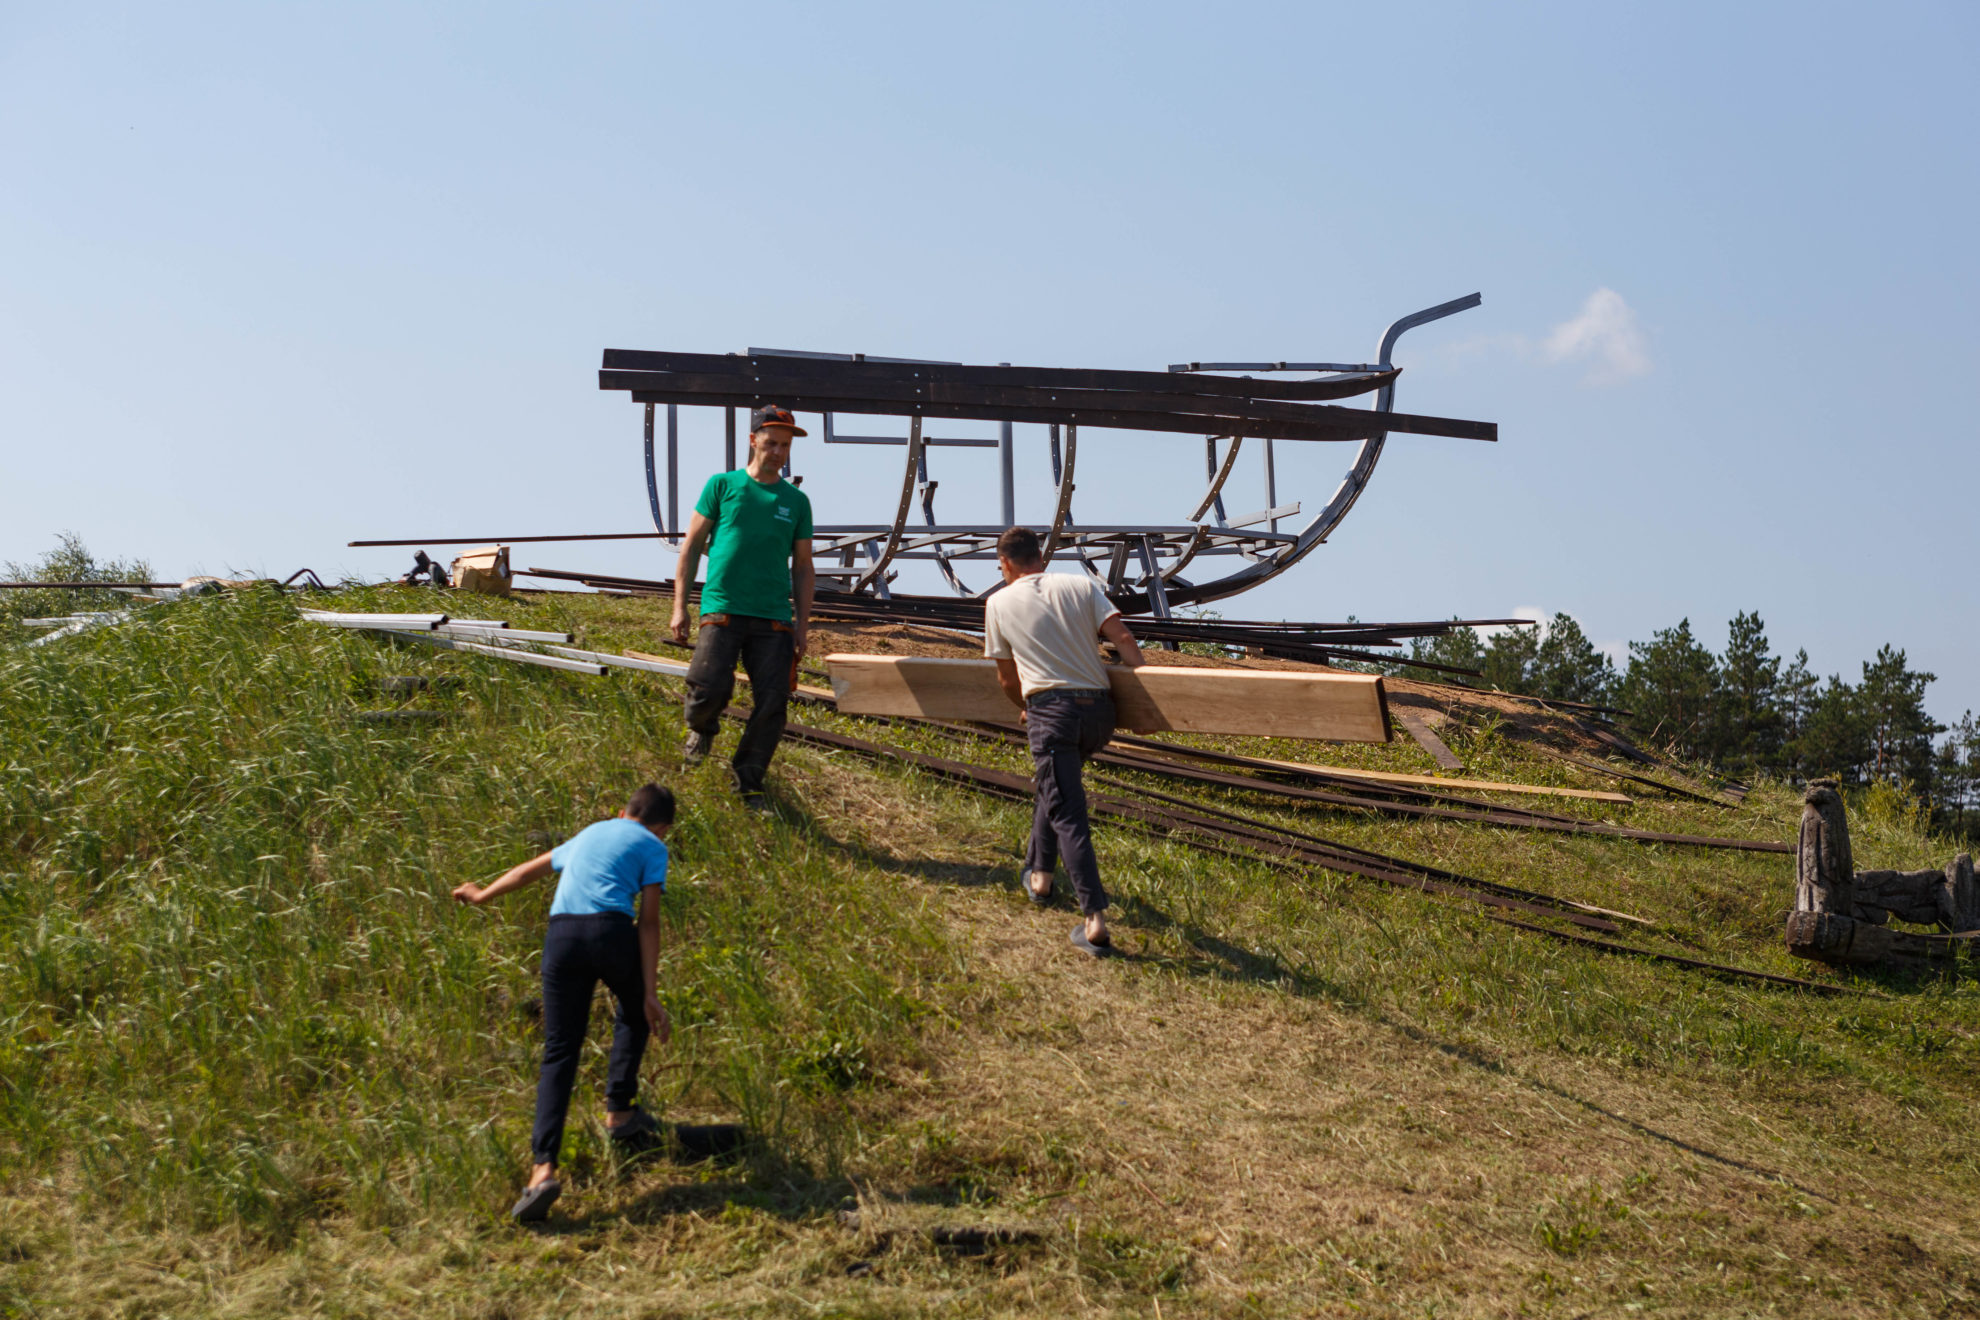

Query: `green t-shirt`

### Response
(693, 469, 814, 621)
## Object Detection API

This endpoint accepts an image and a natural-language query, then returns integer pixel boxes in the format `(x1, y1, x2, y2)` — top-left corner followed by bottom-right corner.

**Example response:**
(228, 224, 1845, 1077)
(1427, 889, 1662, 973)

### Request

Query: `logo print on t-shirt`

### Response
(775, 505, 792, 521)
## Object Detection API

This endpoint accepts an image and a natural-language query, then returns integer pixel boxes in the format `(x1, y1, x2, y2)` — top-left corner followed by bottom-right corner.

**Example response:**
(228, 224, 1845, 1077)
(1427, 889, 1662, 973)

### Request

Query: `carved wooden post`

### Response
(1786, 783, 1969, 967)
(1944, 854, 1978, 933)
(1794, 779, 1853, 914)
(1786, 779, 1883, 963)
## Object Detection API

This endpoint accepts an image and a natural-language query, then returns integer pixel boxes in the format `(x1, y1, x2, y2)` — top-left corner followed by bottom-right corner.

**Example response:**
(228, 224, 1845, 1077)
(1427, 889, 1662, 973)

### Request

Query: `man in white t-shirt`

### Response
(983, 526, 1146, 950)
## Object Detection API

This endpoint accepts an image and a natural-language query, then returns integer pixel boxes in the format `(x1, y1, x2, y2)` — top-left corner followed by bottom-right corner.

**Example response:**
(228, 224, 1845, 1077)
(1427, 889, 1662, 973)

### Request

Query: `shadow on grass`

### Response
(787, 806, 1022, 894)
(772, 755, 1848, 1211)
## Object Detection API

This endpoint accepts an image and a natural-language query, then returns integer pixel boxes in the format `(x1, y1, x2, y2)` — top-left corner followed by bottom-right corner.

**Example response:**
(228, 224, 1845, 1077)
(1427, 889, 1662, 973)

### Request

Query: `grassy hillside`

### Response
(3, 586, 1978, 1318)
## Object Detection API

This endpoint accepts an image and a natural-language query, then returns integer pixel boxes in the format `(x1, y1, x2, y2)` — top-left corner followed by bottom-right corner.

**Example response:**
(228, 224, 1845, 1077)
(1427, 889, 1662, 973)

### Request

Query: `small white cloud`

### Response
(1541, 287, 1651, 385)
(1478, 606, 1548, 641)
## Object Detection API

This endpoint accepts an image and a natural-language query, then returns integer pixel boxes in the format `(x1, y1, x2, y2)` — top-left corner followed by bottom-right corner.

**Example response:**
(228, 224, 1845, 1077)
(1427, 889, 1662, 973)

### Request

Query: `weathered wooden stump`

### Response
(1784, 779, 1975, 968)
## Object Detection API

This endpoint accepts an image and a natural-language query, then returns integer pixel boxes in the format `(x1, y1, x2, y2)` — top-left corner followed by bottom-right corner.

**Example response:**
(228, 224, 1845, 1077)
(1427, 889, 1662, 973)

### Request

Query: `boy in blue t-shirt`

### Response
(452, 783, 675, 1223)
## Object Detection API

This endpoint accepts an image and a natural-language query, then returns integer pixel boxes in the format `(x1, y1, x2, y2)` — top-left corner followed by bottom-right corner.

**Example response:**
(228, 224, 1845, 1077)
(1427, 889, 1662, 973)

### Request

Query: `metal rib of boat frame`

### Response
(599, 293, 1490, 608)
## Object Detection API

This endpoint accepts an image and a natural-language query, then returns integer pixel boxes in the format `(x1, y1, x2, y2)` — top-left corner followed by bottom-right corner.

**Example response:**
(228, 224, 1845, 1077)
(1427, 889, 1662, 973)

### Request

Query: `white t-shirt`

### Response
(983, 571, 1119, 697)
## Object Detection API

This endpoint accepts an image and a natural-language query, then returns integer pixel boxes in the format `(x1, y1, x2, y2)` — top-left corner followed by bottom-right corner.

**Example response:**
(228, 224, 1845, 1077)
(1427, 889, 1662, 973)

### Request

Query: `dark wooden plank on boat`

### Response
(600, 348, 1399, 402)
(615, 382, 1496, 444)
(601, 368, 1436, 435)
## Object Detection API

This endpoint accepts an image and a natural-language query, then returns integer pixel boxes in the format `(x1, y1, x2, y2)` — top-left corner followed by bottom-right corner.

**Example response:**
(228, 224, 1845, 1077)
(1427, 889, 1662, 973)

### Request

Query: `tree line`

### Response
(1390, 611, 1977, 831)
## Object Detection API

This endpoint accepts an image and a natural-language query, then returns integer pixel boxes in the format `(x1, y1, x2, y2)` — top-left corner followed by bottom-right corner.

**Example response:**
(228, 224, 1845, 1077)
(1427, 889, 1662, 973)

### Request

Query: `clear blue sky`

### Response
(4, 3, 1976, 720)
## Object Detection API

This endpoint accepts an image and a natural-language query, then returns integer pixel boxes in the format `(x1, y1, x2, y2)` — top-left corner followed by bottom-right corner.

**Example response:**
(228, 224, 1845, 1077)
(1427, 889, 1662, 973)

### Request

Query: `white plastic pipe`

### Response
(543, 645, 691, 677)
(302, 612, 448, 630)
(434, 624, 574, 644)
(372, 628, 607, 675)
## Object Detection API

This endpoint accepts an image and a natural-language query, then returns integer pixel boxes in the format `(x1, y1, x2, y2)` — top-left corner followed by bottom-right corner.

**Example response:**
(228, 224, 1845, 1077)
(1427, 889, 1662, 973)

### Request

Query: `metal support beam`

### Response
(1264, 437, 1278, 533)
(1192, 435, 1241, 525)
(1105, 541, 1131, 590)
(666, 403, 679, 539)
(854, 415, 922, 594)
(1043, 424, 1076, 564)
(998, 363, 1014, 528)
(862, 540, 892, 599)
(1136, 536, 1174, 645)
(725, 408, 736, 471)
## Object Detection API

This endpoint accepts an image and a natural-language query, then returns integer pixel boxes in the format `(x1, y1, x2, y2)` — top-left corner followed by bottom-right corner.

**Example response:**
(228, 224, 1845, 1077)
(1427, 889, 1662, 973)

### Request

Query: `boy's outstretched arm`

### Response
(453, 852, 553, 906)
(639, 884, 671, 1043)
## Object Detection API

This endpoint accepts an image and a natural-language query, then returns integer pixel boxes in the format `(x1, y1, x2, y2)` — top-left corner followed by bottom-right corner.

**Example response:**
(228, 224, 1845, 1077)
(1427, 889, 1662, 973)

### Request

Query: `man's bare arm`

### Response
(994, 657, 1026, 712)
(1100, 614, 1147, 667)
(669, 511, 715, 643)
(791, 538, 815, 659)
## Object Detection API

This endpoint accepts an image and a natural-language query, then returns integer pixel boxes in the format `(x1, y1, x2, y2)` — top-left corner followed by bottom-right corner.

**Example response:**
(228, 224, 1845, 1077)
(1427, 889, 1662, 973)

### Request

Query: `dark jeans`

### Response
(532, 914, 648, 1166)
(1025, 688, 1115, 916)
(684, 614, 794, 795)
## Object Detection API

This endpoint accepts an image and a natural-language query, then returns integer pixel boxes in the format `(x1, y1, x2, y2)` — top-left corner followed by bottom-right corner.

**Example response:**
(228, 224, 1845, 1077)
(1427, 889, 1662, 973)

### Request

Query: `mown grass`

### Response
(5, 585, 1980, 1317)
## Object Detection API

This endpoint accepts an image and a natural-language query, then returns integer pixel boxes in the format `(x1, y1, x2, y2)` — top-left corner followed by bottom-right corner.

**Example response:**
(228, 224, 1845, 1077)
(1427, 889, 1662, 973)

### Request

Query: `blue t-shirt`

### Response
(547, 818, 669, 918)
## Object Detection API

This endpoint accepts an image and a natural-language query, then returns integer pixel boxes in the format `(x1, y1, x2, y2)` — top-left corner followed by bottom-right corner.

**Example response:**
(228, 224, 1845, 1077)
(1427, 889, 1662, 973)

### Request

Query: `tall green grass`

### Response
(0, 586, 949, 1238)
(7, 579, 1979, 1255)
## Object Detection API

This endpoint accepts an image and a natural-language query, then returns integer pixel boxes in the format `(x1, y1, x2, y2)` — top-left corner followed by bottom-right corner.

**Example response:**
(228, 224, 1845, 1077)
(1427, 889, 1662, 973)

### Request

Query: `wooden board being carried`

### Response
(825, 655, 1390, 743)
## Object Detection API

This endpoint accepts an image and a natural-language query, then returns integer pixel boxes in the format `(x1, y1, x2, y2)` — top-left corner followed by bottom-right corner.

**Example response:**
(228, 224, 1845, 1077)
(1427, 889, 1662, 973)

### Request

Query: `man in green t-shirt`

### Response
(670, 404, 816, 806)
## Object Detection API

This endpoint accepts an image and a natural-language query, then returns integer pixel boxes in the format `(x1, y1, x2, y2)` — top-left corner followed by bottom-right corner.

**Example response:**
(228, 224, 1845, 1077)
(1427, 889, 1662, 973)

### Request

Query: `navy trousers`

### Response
(1024, 688, 1115, 916)
(532, 914, 648, 1166)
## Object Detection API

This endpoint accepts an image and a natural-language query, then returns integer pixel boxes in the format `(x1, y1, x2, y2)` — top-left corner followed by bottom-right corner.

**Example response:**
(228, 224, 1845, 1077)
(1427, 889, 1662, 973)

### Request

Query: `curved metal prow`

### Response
(643, 403, 667, 537)
(1148, 292, 1482, 610)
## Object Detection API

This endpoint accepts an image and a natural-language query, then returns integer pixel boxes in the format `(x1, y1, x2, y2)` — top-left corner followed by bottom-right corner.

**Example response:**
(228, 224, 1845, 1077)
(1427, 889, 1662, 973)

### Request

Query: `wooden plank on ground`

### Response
(824, 655, 1390, 742)
(1396, 711, 1463, 770)
(1248, 755, 1633, 804)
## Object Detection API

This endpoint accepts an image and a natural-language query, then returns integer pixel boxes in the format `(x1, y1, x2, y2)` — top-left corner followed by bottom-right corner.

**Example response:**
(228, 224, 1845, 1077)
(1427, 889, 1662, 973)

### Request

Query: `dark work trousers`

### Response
(1025, 688, 1116, 916)
(683, 614, 794, 796)
(532, 914, 649, 1167)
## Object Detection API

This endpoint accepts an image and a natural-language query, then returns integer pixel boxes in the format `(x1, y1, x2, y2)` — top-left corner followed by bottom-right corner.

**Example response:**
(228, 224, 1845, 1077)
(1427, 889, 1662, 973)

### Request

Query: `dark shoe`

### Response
(510, 1179, 561, 1223)
(740, 792, 772, 816)
(683, 732, 713, 766)
(1070, 922, 1114, 958)
(1023, 869, 1053, 907)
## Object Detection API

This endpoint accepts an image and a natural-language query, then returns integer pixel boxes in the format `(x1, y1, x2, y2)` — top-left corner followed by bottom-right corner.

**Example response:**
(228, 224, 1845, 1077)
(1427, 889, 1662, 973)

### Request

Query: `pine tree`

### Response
(1857, 645, 1944, 792)
(1619, 619, 1718, 758)
(1715, 611, 1783, 773)
(1940, 712, 1980, 835)
(1778, 649, 1820, 760)
(1481, 624, 1540, 693)
(1529, 613, 1617, 705)
(1793, 677, 1871, 782)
